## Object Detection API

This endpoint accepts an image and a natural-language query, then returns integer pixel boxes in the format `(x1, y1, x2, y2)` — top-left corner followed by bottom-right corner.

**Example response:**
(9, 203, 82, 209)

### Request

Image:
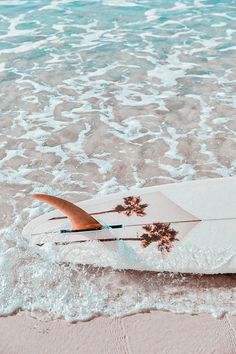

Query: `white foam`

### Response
(0, 39, 47, 54)
(145, 9, 159, 22)
(102, 0, 138, 7)
(148, 64, 186, 87)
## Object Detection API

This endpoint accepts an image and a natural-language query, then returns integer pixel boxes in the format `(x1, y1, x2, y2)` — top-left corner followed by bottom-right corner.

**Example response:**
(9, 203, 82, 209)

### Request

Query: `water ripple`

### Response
(0, 0, 236, 321)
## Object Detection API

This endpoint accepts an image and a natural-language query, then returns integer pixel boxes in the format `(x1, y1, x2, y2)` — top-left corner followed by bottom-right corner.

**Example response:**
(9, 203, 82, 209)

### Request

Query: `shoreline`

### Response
(1, 311, 236, 354)
(0, 1, 236, 353)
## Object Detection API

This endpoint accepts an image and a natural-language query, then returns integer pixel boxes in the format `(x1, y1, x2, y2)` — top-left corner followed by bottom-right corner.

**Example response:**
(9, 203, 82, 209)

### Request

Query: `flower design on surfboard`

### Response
(48, 195, 148, 222)
(139, 223, 179, 253)
(93, 196, 148, 217)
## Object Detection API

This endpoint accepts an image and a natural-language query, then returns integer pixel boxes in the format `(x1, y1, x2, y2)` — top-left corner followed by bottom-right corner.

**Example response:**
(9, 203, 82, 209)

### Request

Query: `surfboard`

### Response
(22, 177, 236, 274)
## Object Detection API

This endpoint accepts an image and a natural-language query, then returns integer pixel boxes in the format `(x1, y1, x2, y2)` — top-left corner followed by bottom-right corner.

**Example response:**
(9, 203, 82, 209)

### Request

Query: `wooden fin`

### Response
(32, 194, 102, 231)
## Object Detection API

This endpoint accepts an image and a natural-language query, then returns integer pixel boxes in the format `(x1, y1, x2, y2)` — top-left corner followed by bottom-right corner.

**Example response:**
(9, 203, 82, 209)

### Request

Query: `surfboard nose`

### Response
(32, 194, 102, 231)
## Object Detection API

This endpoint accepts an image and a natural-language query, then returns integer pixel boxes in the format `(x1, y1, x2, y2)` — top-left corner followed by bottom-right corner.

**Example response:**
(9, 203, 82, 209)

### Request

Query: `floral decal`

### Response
(140, 223, 179, 253)
(92, 195, 148, 217)
(114, 196, 148, 217)
(50, 195, 148, 221)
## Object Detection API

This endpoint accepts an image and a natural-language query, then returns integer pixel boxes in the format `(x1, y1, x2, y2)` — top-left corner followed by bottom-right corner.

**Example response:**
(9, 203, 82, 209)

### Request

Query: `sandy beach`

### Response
(0, 0, 236, 352)
(1, 311, 236, 354)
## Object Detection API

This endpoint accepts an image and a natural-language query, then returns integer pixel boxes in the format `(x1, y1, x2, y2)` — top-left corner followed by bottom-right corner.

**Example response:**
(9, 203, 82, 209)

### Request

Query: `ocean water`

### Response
(0, 0, 236, 321)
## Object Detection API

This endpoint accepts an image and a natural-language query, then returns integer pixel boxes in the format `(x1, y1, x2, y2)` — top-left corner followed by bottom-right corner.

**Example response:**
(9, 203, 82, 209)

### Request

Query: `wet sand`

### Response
(1, 311, 236, 354)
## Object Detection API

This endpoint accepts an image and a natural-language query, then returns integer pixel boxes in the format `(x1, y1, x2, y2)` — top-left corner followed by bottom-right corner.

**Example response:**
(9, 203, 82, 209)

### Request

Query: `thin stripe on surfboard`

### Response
(29, 217, 236, 237)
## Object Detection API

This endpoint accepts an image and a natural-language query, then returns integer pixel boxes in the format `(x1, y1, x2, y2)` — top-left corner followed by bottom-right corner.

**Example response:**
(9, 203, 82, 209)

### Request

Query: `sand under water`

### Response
(0, 0, 236, 324)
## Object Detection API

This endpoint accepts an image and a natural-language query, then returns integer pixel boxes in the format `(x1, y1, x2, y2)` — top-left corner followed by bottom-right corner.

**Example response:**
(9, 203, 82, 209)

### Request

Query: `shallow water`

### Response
(0, 0, 236, 321)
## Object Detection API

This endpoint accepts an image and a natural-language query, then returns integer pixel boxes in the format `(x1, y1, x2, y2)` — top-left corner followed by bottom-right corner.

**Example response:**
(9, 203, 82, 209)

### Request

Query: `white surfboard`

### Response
(22, 177, 236, 274)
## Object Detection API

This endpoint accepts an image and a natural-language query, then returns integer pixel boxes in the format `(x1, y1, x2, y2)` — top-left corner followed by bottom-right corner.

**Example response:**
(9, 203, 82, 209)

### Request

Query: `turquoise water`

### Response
(1, 0, 236, 96)
(0, 0, 236, 321)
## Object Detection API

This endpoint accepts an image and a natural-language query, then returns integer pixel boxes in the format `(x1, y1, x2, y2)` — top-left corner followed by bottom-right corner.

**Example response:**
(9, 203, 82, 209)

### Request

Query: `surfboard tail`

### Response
(32, 194, 102, 231)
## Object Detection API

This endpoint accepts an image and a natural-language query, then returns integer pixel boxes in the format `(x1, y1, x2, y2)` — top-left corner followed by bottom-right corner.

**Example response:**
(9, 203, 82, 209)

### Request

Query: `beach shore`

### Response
(0, 1, 236, 353)
(1, 311, 236, 354)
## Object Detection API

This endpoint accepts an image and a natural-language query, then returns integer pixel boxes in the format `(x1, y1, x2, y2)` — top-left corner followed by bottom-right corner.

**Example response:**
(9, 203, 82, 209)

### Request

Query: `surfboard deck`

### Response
(22, 177, 236, 274)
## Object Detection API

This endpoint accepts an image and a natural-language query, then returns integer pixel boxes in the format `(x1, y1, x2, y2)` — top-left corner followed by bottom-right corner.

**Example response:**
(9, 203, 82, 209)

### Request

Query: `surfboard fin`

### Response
(32, 194, 102, 231)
